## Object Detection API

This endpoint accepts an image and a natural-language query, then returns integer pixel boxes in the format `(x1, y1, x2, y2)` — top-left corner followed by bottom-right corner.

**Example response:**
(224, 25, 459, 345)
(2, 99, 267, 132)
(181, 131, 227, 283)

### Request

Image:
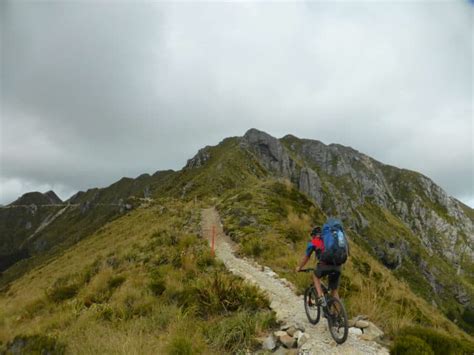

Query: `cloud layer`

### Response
(1, 1, 472, 206)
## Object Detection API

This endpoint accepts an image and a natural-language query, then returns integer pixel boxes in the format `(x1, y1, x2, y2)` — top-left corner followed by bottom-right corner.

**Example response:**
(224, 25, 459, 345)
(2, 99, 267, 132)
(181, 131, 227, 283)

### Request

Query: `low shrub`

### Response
(3, 334, 65, 354)
(107, 275, 126, 289)
(398, 327, 474, 355)
(241, 237, 263, 257)
(149, 278, 166, 296)
(47, 284, 79, 303)
(180, 272, 269, 317)
(166, 334, 196, 355)
(391, 335, 434, 355)
(204, 311, 258, 353)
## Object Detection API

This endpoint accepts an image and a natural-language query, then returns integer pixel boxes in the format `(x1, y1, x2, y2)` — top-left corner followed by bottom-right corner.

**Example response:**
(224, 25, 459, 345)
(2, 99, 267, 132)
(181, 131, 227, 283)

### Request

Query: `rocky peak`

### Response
(10, 191, 63, 206)
(242, 128, 295, 178)
(44, 190, 62, 204)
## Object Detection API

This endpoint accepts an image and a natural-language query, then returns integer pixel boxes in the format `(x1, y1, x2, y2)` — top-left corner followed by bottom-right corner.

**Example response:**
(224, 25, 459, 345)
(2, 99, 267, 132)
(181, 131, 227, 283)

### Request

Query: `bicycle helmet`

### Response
(311, 226, 321, 236)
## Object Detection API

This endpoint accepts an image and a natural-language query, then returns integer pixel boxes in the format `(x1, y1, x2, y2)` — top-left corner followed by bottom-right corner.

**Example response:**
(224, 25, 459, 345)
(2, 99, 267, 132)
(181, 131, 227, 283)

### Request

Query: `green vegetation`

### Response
(391, 335, 434, 355)
(2, 334, 65, 355)
(393, 327, 474, 355)
(2, 131, 473, 352)
(0, 200, 276, 354)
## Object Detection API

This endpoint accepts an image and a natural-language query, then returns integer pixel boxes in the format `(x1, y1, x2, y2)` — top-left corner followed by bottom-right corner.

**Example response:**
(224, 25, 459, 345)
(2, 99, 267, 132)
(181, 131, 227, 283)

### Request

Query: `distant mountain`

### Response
(10, 190, 63, 206)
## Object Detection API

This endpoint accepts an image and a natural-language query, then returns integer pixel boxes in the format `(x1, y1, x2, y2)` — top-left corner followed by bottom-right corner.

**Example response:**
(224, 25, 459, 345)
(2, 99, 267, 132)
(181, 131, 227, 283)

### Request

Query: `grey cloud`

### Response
(0, 1, 472, 205)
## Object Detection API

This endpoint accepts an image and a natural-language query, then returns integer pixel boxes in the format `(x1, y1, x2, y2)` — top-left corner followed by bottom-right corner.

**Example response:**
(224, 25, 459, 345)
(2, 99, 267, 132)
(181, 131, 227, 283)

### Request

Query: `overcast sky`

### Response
(0, 1, 473, 207)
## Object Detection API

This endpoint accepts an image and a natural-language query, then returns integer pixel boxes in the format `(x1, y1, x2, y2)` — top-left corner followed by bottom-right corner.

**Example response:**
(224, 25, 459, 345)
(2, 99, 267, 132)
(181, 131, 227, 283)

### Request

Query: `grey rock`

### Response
(349, 328, 363, 335)
(185, 147, 211, 169)
(262, 335, 277, 351)
(298, 167, 323, 205)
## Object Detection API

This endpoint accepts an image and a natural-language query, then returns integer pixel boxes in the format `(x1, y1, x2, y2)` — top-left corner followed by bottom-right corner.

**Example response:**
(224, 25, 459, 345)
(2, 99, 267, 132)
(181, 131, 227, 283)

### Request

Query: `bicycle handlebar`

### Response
(298, 268, 315, 272)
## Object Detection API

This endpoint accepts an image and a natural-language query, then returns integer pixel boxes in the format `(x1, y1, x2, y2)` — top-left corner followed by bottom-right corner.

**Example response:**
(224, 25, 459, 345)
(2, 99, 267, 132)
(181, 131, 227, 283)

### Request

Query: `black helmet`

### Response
(311, 226, 321, 236)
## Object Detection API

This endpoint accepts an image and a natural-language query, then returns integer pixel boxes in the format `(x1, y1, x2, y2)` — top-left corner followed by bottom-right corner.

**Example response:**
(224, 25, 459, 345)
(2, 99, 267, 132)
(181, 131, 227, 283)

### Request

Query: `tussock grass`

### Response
(216, 178, 474, 346)
(0, 199, 275, 354)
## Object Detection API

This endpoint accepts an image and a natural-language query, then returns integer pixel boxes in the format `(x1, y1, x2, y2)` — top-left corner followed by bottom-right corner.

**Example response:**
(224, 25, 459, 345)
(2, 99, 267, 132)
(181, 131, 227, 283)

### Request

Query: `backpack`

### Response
(319, 218, 349, 265)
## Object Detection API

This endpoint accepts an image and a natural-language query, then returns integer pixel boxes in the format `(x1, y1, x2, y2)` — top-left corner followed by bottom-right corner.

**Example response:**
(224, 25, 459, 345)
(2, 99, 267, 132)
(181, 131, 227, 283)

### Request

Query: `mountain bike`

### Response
(299, 268, 348, 344)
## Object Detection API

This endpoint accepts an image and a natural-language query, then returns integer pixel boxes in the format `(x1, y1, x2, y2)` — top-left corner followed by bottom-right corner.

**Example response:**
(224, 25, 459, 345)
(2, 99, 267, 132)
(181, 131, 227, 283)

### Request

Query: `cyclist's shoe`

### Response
(318, 296, 327, 307)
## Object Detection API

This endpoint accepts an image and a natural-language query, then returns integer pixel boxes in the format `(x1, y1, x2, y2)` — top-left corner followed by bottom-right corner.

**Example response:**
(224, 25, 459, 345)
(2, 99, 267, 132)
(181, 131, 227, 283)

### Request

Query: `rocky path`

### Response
(201, 208, 389, 355)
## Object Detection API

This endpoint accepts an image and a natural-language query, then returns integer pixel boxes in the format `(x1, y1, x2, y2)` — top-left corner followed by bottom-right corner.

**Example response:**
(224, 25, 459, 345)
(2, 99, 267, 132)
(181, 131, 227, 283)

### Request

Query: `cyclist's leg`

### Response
(312, 273, 323, 298)
(328, 270, 342, 311)
(313, 264, 328, 298)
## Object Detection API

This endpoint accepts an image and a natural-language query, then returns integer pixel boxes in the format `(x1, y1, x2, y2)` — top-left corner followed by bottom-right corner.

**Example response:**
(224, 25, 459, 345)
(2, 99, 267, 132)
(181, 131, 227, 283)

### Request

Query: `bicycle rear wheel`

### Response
(304, 286, 320, 324)
(326, 297, 348, 344)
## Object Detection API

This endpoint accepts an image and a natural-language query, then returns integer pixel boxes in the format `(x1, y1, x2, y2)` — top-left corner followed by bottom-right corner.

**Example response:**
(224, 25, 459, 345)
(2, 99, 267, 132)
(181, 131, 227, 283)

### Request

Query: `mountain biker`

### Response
(296, 226, 341, 306)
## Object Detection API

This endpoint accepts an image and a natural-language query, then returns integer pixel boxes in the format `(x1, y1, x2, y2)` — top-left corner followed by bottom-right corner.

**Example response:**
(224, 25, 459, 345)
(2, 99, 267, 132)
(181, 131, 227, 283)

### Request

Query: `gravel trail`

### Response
(201, 207, 389, 355)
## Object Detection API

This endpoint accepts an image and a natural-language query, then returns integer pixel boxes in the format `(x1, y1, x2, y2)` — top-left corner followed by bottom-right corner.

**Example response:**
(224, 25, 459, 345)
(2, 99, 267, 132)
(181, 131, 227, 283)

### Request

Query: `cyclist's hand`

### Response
(295, 266, 301, 272)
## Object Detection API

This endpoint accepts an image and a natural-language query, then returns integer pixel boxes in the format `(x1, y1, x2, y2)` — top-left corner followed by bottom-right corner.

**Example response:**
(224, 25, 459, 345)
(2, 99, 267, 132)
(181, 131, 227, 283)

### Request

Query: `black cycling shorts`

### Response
(314, 264, 341, 290)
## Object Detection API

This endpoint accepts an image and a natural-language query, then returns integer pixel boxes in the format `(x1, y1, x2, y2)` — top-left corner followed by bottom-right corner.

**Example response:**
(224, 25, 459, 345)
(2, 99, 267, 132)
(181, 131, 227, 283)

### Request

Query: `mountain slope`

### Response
(235, 129, 473, 333)
(1, 128, 473, 351)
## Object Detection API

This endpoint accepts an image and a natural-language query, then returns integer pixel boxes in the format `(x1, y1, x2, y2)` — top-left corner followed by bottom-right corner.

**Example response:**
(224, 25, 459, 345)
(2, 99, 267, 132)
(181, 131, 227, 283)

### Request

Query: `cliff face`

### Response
(241, 129, 473, 323)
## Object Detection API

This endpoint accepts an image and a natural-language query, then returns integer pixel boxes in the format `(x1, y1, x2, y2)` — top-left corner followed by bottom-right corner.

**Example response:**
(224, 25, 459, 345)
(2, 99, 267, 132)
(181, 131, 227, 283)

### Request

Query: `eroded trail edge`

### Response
(201, 207, 389, 355)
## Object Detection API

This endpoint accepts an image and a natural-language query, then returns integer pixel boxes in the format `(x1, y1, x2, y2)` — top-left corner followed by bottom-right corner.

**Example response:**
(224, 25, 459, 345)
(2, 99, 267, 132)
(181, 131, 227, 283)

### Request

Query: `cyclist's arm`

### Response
(296, 242, 314, 271)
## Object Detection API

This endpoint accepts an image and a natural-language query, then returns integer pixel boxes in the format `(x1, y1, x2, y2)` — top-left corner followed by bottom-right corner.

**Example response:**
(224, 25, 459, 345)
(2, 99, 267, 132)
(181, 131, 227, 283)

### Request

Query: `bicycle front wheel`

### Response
(304, 286, 320, 325)
(326, 297, 348, 344)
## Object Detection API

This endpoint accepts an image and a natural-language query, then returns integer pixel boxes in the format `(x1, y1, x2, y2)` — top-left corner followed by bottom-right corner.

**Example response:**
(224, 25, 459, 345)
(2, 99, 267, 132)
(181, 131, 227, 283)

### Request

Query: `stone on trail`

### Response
(286, 326, 297, 337)
(349, 327, 363, 335)
(364, 322, 384, 339)
(295, 321, 306, 332)
(360, 334, 376, 341)
(355, 320, 370, 329)
(293, 330, 302, 339)
(280, 334, 297, 348)
(262, 335, 277, 351)
(297, 333, 310, 347)
(348, 318, 357, 327)
(274, 330, 288, 339)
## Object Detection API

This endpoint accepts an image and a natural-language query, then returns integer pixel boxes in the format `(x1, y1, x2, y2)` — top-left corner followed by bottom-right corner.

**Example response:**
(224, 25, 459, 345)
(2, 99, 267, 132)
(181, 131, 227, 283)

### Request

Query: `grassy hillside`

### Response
(1, 133, 472, 353)
(0, 199, 275, 354)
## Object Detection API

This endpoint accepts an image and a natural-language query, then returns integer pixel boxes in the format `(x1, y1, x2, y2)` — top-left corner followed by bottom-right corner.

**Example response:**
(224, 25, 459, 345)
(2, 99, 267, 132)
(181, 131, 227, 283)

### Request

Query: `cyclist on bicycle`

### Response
(296, 226, 341, 306)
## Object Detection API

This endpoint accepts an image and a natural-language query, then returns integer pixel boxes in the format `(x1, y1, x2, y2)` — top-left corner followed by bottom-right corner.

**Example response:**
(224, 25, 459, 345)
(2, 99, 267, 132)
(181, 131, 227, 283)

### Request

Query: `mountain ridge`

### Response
(1, 128, 473, 338)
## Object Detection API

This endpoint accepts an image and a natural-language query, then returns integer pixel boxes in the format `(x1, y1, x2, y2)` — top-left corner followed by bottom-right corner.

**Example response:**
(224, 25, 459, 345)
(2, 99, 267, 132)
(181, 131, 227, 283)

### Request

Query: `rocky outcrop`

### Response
(185, 146, 212, 169)
(242, 129, 296, 179)
(299, 167, 323, 206)
(239, 129, 473, 316)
